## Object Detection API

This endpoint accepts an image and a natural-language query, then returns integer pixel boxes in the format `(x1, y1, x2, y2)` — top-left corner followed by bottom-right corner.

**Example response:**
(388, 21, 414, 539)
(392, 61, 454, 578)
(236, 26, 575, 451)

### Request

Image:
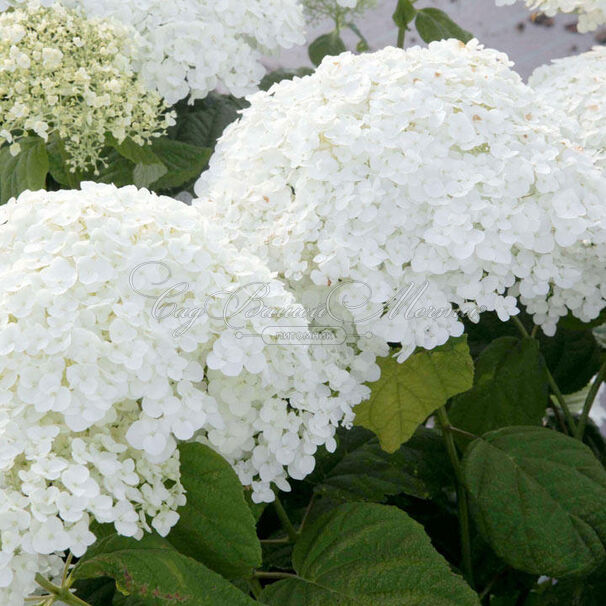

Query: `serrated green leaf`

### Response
(46, 138, 85, 189)
(260, 68, 314, 91)
(262, 502, 479, 605)
(114, 138, 160, 165)
(167, 443, 261, 579)
(538, 326, 602, 395)
(449, 337, 548, 437)
(0, 137, 49, 203)
(355, 336, 474, 452)
(150, 139, 211, 189)
(308, 31, 347, 67)
(415, 8, 473, 43)
(393, 0, 417, 28)
(310, 426, 451, 502)
(74, 534, 256, 605)
(96, 151, 135, 187)
(133, 163, 168, 188)
(463, 426, 606, 577)
(169, 93, 247, 150)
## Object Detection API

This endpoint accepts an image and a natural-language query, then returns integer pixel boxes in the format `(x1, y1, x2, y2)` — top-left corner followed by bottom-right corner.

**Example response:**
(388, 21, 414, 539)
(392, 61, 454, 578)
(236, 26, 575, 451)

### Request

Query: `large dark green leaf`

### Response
(355, 336, 474, 452)
(463, 426, 606, 577)
(449, 337, 548, 437)
(310, 426, 451, 502)
(46, 138, 85, 189)
(167, 443, 261, 579)
(150, 139, 211, 190)
(308, 31, 347, 67)
(261, 502, 479, 605)
(0, 137, 49, 203)
(73, 534, 256, 605)
(170, 93, 247, 150)
(415, 8, 473, 43)
(96, 151, 135, 187)
(537, 326, 602, 395)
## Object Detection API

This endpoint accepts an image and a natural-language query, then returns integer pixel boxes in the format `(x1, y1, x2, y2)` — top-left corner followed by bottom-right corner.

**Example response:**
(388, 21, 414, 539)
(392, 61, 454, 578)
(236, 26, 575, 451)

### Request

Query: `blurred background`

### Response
(268, 0, 605, 79)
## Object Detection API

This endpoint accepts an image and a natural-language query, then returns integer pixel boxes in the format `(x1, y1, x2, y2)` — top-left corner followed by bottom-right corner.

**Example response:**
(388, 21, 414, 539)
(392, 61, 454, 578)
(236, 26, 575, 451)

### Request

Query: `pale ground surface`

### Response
(264, 0, 606, 427)
(266, 0, 601, 79)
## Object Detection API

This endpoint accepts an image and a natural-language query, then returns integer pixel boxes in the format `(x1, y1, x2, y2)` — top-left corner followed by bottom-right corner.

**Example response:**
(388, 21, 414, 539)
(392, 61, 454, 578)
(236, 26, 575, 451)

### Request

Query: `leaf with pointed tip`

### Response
(355, 336, 474, 452)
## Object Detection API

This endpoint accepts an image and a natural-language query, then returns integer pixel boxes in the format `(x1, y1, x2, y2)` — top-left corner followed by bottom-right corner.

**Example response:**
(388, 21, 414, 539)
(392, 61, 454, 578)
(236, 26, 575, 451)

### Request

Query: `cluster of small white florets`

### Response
(529, 46, 606, 169)
(0, 1, 173, 171)
(195, 40, 606, 360)
(495, 0, 606, 32)
(303, 0, 377, 24)
(0, 183, 377, 605)
(1, 0, 306, 104)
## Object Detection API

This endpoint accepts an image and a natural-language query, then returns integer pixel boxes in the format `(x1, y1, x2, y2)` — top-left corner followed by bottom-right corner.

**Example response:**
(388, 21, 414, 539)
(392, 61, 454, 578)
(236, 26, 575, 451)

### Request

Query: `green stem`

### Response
(253, 571, 298, 580)
(435, 408, 474, 588)
(247, 578, 263, 599)
(273, 495, 299, 543)
(576, 360, 606, 439)
(397, 26, 405, 48)
(511, 316, 578, 435)
(35, 575, 92, 606)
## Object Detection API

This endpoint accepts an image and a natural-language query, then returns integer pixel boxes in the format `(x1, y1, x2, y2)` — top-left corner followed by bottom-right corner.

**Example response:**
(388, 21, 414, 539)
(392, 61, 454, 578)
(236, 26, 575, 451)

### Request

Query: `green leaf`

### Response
(0, 137, 49, 203)
(415, 8, 473, 43)
(537, 326, 602, 395)
(170, 93, 247, 150)
(149, 139, 211, 190)
(355, 336, 474, 452)
(260, 68, 314, 91)
(96, 151, 135, 187)
(167, 443, 261, 579)
(311, 426, 451, 502)
(46, 138, 84, 189)
(133, 163, 168, 188)
(114, 138, 160, 165)
(261, 502, 479, 605)
(449, 337, 548, 437)
(533, 562, 606, 605)
(308, 31, 347, 67)
(463, 426, 606, 577)
(392, 0, 417, 28)
(74, 534, 256, 605)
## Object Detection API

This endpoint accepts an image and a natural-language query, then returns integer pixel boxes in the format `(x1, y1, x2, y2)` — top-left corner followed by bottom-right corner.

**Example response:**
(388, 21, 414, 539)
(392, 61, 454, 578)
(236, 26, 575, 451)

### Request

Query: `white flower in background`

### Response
(494, 0, 606, 32)
(195, 40, 606, 361)
(0, 183, 376, 605)
(303, 0, 377, 23)
(529, 46, 606, 168)
(0, 2, 173, 172)
(2, 0, 306, 104)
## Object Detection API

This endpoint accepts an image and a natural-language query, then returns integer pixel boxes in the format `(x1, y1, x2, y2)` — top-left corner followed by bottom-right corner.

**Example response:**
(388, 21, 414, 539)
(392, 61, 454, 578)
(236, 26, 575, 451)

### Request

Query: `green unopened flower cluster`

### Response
(0, 1, 174, 172)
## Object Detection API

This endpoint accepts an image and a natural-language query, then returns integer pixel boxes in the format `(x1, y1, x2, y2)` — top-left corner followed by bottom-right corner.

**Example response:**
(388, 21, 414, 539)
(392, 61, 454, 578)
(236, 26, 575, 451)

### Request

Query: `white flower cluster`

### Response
(529, 46, 606, 168)
(195, 40, 606, 361)
(0, 183, 376, 604)
(494, 0, 606, 32)
(1, 0, 306, 104)
(0, 2, 173, 172)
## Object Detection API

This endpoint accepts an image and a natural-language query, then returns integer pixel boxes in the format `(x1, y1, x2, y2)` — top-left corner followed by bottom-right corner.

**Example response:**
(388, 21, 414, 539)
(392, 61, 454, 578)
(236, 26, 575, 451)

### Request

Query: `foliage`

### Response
(2, 1, 606, 605)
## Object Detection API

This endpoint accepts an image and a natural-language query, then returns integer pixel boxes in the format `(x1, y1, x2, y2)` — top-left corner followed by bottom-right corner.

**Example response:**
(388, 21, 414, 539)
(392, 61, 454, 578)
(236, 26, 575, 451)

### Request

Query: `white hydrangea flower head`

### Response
(1, 0, 306, 104)
(0, 183, 376, 604)
(195, 39, 606, 360)
(494, 0, 606, 32)
(0, 1, 173, 172)
(529, 46, 606, 168)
